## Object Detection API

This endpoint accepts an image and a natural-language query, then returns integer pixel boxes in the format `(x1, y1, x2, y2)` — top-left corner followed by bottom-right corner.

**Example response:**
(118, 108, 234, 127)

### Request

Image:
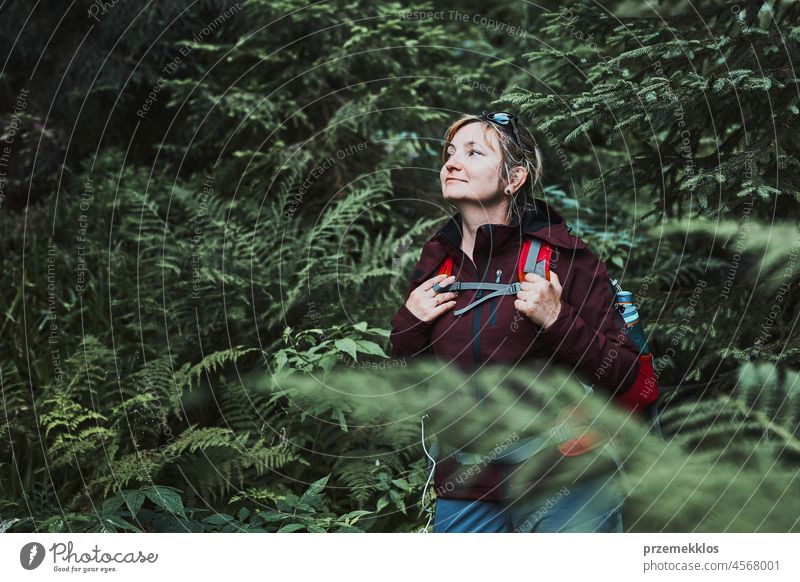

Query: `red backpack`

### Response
(431, 236, 658, 457)
(432, 238, 553, 316)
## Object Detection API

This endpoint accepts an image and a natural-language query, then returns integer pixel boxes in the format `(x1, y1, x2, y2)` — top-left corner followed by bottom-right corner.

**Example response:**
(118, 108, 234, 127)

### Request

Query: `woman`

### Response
(389, 112, 659, 533)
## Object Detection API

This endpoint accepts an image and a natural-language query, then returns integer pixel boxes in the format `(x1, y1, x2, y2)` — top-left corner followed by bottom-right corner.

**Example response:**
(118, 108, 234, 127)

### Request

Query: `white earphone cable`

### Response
(417, 414, 436, 533)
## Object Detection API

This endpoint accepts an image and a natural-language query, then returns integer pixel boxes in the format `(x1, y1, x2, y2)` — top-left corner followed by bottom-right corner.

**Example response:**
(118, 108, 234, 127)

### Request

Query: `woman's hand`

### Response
(406, 274, 459, 323)
(514, 271, 564, 329)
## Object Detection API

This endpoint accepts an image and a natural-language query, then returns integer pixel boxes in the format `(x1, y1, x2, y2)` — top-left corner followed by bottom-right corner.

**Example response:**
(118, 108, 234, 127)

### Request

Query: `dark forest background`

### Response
(1, 0, 800, 532)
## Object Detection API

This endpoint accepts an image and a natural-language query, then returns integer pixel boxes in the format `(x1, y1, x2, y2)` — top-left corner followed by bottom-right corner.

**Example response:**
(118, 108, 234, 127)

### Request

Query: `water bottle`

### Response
(612, 280, 662, 438)
(613, 285, 650, 356)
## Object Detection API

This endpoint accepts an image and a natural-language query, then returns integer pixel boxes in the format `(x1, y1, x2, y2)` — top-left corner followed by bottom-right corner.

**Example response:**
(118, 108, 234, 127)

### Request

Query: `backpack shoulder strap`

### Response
(431, 238, 553, 315)
(518, 237, 552, 282)
(436, 255, 453, 278)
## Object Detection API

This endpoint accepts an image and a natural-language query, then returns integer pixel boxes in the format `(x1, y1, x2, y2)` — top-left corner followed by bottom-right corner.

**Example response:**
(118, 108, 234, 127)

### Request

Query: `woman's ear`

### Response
(506, 166, 529, 194)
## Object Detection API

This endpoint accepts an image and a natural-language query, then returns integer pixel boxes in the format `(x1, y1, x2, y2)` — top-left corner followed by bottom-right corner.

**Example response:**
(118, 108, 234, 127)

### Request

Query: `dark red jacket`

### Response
(390, 199, 658, 501)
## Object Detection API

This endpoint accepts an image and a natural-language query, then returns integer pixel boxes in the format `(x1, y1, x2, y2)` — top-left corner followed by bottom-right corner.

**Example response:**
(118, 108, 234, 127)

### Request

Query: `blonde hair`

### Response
(441, 113, 544, 222)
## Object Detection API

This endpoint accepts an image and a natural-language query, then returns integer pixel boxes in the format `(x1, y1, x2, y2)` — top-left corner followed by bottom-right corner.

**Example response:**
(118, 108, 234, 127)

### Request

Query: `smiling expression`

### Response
(440, 122, 506, 208)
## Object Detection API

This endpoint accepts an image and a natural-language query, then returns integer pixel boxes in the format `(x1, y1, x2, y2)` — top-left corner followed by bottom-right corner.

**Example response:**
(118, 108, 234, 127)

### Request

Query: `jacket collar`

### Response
(431, 197, 585, 259)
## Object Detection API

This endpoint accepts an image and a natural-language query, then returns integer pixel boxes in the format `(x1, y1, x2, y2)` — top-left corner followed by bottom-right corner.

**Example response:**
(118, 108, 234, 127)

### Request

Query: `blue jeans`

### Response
(432, 471, 625, 533)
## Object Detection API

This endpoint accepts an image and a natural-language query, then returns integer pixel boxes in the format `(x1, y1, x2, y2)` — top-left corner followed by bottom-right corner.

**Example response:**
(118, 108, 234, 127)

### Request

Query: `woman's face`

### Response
(440, 123, 505, 208)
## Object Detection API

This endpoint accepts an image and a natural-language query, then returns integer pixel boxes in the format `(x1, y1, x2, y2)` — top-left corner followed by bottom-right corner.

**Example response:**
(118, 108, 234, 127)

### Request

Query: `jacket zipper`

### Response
(488, 268, 502, 326)
(470, 259, 491, 364)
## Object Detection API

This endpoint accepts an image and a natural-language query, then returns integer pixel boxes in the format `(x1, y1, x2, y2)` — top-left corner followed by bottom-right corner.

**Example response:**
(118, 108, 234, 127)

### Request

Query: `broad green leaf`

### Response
(204, 513, 235, 525)
(335, 338, 358, 360)
(103, 516, 142, 532)
(255, 511, 290, 523)
(143, 486, 187, 519)
(354, 340, 387, 357)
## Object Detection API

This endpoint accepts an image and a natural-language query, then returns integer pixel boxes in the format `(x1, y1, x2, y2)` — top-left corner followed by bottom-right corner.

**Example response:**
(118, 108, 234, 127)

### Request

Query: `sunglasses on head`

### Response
(481, 111, 524, 150)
